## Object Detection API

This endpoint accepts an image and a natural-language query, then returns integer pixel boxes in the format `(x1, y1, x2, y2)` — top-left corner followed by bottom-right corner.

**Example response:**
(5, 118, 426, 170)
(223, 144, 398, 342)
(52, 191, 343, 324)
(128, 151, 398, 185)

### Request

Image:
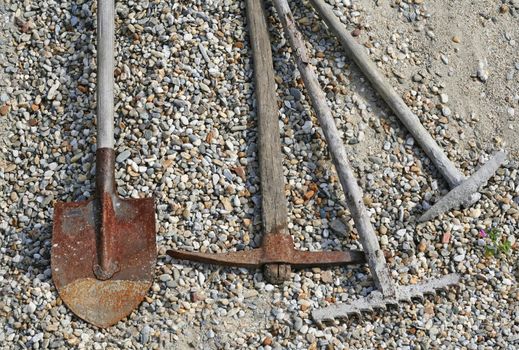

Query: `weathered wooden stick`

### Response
(167, 0, 367, 282)
(246, 0, 291, 283)
(271, 0, 460, 322)
(308, 0, 506, 222)
(272, 0, 395, 296)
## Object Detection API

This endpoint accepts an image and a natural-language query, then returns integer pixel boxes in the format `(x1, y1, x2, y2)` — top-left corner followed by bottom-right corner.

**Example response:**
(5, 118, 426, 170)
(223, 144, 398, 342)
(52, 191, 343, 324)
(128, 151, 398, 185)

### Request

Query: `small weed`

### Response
(479, 228, 512, 257)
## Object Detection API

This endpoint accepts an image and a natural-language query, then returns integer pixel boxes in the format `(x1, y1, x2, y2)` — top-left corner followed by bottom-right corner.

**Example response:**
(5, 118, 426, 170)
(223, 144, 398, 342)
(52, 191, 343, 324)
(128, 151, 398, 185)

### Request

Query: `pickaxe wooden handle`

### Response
(167, 0, 366, 284)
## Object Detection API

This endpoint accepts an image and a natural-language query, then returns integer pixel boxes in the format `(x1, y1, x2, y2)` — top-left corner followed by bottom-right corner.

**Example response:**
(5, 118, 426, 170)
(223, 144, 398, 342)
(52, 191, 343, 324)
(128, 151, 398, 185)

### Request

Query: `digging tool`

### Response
(308, 0, 506, 222)
(167, 0, 366, 284)
(51, 0, 156, 328)
(270, 0, 459, 321)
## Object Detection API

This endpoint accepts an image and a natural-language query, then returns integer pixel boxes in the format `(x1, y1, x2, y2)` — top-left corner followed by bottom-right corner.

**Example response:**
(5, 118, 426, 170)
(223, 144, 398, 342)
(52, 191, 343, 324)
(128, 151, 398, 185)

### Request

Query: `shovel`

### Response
(51, 0, 156, 328)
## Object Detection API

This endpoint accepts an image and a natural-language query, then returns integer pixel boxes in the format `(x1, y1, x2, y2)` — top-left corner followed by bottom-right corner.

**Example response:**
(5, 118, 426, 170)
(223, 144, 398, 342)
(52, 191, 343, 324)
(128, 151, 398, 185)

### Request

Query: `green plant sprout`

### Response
(479, 228, 512, 257)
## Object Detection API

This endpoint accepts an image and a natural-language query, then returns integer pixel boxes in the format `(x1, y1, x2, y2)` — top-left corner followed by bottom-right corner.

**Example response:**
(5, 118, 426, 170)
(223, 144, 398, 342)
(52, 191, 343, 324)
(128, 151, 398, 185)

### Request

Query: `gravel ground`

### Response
(1, 0, 518, 349)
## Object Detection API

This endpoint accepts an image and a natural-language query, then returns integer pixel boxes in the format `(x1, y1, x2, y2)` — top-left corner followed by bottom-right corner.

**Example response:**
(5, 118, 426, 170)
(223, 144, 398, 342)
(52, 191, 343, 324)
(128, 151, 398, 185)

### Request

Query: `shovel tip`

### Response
(57, 277, 152, 328)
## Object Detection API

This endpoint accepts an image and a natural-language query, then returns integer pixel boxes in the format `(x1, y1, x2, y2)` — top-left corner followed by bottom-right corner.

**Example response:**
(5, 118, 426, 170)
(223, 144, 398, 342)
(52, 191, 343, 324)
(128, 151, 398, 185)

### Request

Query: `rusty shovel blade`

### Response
(52, 150, 156, 328)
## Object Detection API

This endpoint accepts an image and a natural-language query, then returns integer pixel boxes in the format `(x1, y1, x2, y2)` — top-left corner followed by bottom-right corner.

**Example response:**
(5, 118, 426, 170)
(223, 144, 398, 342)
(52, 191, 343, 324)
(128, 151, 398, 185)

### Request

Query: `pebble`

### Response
(26, 302, 36, 314)
(477, 60, 490, 82)
(140, 325, 152, 344)
(116, 150, 131, 163)
(321, 271, 334, 284)
(265, 284, 275, 292)
(396, 229, 407, 237)
(0, 104, 9, 116)
(454, 255, 465, 262)
(330, 218, 347, 235)
(47, 81, 60, 100)
(294, 317, 303, 331)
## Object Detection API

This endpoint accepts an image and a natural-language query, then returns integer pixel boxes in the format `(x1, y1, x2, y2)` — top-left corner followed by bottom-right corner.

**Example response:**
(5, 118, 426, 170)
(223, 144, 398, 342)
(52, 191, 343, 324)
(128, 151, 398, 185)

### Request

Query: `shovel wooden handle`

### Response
(97, 0, 115, 149)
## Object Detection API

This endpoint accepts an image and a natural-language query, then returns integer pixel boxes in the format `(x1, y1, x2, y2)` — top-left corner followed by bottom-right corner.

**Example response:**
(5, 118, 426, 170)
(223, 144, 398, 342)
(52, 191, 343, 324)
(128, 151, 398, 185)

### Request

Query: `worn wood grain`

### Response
(272, 0, 396, 295)
(246, 0, 291, 283)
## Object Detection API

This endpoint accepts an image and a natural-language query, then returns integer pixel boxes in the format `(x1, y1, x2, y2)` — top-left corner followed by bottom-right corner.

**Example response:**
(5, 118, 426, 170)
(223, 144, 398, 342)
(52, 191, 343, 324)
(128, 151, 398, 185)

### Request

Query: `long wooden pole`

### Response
(97, 0, 115, 149)
(308, 0, 465, 188)
(272, 0, 395, 296)
(246, 0, 291, 283)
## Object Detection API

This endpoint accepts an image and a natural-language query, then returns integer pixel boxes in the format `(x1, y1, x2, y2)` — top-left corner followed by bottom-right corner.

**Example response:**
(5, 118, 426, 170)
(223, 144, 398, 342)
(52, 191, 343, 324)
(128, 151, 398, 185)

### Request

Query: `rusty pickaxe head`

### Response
(168, 229, 366, 284)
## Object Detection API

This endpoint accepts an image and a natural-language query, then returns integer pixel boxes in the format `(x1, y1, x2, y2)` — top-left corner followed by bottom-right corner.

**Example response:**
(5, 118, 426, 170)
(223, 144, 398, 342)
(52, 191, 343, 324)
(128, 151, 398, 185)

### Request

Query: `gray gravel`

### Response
(1, 0, 518, 349)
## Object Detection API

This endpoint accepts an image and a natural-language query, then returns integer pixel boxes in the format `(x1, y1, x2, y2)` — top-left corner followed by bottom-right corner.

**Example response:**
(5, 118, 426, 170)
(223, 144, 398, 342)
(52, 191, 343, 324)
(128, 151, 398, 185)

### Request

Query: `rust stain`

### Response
(52, 149, 156, 328)
(59, 278, 150, 328)
(167, 230, 366, 283)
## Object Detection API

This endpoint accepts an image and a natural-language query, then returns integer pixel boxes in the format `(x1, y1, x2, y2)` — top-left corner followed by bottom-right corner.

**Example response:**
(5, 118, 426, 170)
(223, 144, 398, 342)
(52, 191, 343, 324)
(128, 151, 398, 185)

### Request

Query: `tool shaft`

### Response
(309, 0, 464, 188)
(247, 0, 288, 234)
(248, 0, 291, 283)
(273, 0, 395, 296)
(97, 0, 115, 149)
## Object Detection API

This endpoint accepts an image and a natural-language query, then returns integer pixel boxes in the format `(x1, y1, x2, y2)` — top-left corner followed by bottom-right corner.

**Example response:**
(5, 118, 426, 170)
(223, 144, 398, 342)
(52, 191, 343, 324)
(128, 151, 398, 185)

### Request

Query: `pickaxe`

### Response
(167, 0, 365, 284)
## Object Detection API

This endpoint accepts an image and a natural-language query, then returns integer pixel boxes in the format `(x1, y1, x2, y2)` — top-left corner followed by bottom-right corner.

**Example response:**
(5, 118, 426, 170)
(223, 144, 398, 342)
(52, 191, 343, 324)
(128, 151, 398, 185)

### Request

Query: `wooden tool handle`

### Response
(273, 0, 396, 296)
(97, 0, 115, 149)
(309, 0, 465, 188)
(247, 0, 288, 235)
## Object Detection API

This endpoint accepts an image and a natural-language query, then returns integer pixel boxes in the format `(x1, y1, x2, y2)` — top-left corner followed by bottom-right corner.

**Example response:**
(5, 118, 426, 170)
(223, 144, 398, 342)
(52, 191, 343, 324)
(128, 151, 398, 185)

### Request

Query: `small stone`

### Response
(304, 190, 315, 200)
(440, 93, 449, 103)
(477, 60, 489, 82)
(321, 271, 334, 284)
(418, 240, 427, 253)
(330, 218, 347, 235)
(159, 274, 171, 282)
(442, 232, 451, 244)
(140, 325, 152, 344)
(424, 304, 435, 315)
(26, 302, 36, 314)
(116, 150, 131, 163)
(396, 229, 407, 237)
(452, 36, 461, 43)
(294, 317, 303, 331)
(0, 105, 9, 116)
(412, 74, 423, 82)
(470, 208, 482, 218)
(289, 88, 302, 100)
(262, 337, 273, 346)
(233, 166, 246, 180)
(47, 81, 60, 100)
(190, 291, 206, 302)
(454, 255, 465, 262)
(221, 197, 233, 211)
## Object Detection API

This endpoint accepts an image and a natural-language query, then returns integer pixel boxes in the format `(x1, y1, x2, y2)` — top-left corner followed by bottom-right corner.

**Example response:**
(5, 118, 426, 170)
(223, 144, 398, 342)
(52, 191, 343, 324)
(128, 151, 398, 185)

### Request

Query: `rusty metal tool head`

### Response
(167, 0, 366, 284)
(52, 0, 156, 328)
(168, 231, 366, 284)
